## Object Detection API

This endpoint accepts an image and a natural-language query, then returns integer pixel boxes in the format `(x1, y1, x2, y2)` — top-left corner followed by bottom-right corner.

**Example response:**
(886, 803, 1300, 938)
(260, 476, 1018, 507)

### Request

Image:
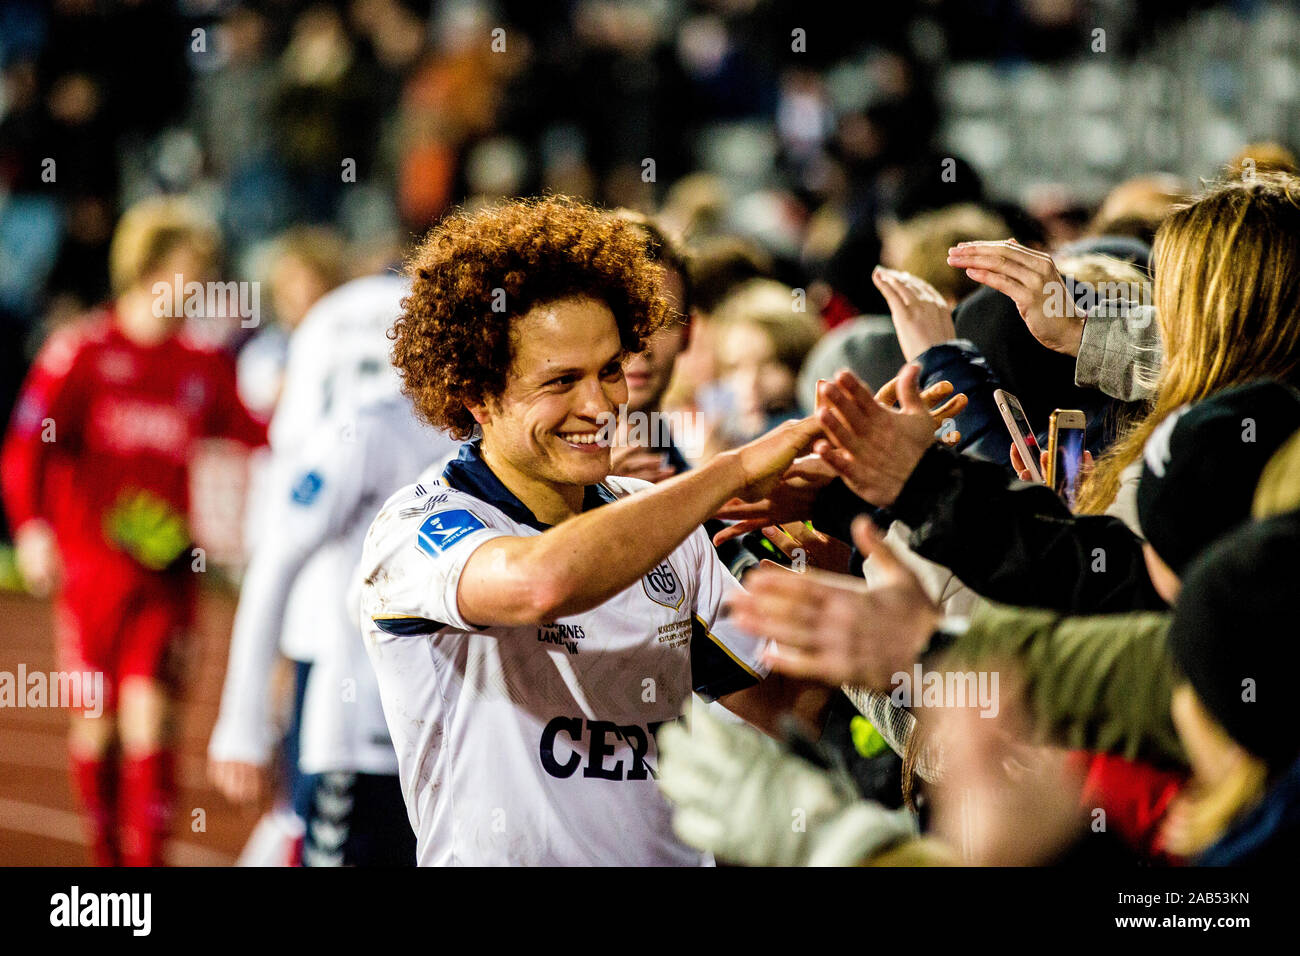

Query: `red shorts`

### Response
(54, 558, 196, 712)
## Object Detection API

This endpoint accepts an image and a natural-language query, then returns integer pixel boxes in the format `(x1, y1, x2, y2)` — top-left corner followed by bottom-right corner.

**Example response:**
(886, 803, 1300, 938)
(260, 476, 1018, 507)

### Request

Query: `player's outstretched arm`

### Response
(455, 417, 823, 627)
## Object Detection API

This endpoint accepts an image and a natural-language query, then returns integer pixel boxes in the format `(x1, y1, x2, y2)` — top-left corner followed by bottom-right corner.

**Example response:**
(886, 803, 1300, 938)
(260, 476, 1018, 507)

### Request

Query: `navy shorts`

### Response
(301, 771, 416, 867)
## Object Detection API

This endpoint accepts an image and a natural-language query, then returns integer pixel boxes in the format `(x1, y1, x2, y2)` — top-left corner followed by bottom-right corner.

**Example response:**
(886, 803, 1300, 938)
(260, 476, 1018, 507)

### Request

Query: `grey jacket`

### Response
(1075, 303, 1161, 402)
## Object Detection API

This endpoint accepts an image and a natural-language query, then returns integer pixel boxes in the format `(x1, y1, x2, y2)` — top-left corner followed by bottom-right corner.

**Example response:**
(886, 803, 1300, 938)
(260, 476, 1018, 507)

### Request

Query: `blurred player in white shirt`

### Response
(210, 390, 458, 864)
(356, 197, 828, 865)
(210, 273, 431, 856)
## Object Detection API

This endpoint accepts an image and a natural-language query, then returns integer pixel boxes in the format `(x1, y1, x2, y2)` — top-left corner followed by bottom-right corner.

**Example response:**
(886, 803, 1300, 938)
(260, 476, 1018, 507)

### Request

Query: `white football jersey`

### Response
(209, 394, 459, 771)
(259, 272, 408, 661)
(356, 441, 770, 866)
(267, 273, 407, 454)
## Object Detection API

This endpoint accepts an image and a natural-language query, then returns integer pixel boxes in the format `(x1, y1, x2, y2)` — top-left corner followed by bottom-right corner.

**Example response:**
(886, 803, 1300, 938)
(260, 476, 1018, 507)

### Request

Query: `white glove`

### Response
(656, 705, 917, 866)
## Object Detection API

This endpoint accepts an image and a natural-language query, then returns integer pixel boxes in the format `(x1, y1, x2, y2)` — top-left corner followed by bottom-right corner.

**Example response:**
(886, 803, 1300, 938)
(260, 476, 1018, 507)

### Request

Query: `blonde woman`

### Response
(1075, 174, 1300, 513)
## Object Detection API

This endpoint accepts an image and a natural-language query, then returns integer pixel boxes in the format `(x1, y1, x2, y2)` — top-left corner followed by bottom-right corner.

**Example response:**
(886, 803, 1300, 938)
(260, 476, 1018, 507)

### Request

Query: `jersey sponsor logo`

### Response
(537, 622, 585, 655)
(641, 560, 684, 610)
(656, 618, 691, 649)
(539, 716, 677, 781)
(90, 399, 190, 458)
(416, 509, 485, 556)
(291, 470, 324, 505)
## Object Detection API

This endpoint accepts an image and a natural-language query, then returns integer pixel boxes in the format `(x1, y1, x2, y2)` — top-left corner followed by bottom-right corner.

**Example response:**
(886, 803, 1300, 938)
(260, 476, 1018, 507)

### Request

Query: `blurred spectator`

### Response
(1088, 173, 1190, 247)
(882, 203, 1012, 304)
(702, 278, 822, 452)
(1226, 141, 1299, 180)
(236, 226, 348, 422)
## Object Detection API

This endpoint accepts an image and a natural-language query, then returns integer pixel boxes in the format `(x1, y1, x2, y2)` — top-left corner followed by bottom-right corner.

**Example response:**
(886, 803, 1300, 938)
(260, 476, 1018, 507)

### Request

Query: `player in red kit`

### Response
(1, 197, 266, 866)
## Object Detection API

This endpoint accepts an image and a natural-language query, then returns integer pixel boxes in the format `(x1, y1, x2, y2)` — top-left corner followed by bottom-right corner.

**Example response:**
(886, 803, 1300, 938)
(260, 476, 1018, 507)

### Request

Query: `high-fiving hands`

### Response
(814, 364, 944, 509)
(711, 370, 965, 545)
(725, 415, 826, 503)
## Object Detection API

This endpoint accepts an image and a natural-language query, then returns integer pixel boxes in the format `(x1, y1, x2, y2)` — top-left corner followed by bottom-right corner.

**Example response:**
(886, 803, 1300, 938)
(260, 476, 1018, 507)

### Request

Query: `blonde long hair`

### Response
(1078, 173, 1300, 514)
(1162, 685, 1269, 859)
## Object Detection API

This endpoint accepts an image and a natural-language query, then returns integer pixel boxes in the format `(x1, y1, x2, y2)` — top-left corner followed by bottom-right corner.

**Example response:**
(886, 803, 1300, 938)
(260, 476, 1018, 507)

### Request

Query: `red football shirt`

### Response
(1, 309, 266, 572)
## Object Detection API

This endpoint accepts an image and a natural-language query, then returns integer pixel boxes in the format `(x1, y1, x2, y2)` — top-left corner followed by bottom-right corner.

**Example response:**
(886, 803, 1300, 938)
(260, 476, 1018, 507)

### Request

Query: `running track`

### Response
(0, 589, 260, 865)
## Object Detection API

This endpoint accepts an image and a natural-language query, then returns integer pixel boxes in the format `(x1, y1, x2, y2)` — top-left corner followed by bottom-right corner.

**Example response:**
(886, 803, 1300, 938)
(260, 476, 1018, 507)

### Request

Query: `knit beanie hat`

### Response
(1137, 380, 1300, 575)
(1168, 509, 1300, 765)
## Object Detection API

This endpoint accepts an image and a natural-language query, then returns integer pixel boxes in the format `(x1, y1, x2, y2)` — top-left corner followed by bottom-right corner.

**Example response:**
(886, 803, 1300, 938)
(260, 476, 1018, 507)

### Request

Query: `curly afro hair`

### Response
(391, 195, 673, 439)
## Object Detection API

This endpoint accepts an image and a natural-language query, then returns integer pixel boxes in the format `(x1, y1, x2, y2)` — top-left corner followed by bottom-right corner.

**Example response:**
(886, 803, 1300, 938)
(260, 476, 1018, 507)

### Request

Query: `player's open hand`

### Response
(816, 365, 937, 509)
(945, 239, 1086, 356)
(726, 415, 824, 503)
(728, 517, 939, 689)
(712, 454, 836, 546)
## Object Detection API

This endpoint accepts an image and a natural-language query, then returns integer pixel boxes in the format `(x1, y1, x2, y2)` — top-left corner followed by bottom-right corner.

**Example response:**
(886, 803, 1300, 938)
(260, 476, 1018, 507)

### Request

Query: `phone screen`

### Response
(1053, 427, 1086, 508)
(1006, 402, 1039, 457)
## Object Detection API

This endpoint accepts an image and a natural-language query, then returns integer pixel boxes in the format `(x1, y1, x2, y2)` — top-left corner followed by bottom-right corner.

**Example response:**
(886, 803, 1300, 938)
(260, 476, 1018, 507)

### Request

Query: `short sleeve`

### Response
(688, 526, 771, 699)
(361, 489, 513, 635)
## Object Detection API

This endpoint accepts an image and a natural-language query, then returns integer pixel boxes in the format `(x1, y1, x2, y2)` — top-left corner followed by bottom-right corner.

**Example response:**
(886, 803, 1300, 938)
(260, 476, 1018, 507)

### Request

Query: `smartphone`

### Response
(993, 388, 1043, 483)
(1046, 409, 1088, 508)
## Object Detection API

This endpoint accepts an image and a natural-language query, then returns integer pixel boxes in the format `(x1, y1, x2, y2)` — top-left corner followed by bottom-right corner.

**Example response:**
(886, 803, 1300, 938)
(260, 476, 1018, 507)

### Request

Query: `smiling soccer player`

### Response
(355, 196, 822, 865)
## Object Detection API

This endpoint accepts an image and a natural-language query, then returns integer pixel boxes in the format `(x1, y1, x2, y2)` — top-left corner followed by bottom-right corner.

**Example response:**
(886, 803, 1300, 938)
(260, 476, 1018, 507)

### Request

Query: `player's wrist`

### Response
(702, 448, 750, 502)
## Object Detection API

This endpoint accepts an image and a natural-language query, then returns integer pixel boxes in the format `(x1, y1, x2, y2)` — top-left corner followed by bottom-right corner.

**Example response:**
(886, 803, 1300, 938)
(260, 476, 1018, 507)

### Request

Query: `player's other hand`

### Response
(724, 415, 824, 503)
(208, 758, 265, 806)
(14, 518, 61, 598)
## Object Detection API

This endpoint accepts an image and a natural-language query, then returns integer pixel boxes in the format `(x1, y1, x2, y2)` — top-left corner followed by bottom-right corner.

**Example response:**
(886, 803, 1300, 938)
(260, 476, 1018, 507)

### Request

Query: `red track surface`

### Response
(0, 588, 261, 865)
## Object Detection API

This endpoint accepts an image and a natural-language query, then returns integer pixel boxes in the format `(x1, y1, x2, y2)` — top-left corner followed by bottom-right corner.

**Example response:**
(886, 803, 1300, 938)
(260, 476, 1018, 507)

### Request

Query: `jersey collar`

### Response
(442, 438, 617, 532)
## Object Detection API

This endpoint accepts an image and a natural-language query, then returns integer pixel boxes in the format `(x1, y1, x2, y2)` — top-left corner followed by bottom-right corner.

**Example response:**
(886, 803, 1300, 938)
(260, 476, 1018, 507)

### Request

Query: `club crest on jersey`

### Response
(642, 560, 684, 610)
(291, 470, 324, 505)
(416, 509, 485, 557)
